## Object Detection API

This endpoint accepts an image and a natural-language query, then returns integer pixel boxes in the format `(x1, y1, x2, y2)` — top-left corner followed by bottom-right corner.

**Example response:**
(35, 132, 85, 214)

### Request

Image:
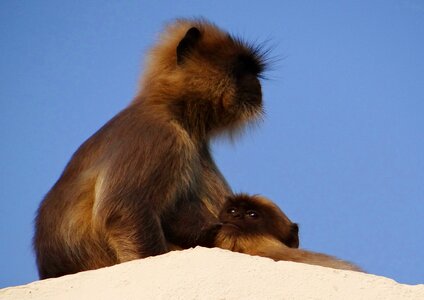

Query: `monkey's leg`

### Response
(103, 207, 168, 262)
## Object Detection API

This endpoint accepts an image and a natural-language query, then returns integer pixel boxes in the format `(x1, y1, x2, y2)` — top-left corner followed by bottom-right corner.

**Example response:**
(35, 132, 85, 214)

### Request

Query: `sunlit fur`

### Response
(215, 194, 362, 272)
(34, 18, 268, 279)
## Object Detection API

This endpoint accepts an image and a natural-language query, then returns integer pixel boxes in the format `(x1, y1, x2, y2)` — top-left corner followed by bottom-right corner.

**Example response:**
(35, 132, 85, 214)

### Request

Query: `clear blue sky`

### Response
(1, 1, 423, 287)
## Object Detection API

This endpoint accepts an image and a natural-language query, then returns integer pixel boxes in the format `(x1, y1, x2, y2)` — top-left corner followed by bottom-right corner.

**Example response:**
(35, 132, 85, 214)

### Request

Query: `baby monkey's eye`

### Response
(246, 210, 259, 218)
(227, 207, 237, 215)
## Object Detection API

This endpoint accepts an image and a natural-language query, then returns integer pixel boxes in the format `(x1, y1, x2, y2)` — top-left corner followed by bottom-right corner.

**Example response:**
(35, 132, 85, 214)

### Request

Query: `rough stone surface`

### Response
(1, 247, 423, 300)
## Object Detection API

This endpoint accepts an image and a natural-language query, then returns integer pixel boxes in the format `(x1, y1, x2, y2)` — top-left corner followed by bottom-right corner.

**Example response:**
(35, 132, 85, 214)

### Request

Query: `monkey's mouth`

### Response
(237, 92, 262, 109)
(222, 223, 241, 231)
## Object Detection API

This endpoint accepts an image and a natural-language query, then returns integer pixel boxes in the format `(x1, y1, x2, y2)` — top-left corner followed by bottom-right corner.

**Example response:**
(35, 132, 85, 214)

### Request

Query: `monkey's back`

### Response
(34, 111, 128, 278)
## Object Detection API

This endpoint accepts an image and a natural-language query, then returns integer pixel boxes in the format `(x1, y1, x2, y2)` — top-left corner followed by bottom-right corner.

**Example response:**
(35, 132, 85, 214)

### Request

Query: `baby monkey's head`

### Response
(219, 194, 299, 248)
(140, 18, 269, 137)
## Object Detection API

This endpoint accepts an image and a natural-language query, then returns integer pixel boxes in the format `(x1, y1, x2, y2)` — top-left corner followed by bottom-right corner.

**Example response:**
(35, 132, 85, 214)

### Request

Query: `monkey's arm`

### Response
(199, 144, 233, 215)
(161, 196, 223, 248)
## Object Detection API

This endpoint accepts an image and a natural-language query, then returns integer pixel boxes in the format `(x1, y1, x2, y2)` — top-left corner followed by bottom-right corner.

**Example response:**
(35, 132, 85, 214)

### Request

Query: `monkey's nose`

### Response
(231, 212, 242, 219)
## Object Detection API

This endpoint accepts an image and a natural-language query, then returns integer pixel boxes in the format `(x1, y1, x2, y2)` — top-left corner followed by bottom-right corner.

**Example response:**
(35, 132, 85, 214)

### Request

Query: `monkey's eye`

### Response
(233, 54, 261, 77)
(227, 207, 238, 215)
(246, 210, 259, 219)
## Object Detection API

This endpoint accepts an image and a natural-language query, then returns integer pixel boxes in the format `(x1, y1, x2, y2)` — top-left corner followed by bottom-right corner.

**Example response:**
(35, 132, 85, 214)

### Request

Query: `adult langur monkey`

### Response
(34, 18, 269, 279)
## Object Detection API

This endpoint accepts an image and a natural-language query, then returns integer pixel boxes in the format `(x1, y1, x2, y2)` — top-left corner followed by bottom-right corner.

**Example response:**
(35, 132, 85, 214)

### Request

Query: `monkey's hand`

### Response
(197, 222, 223, 248)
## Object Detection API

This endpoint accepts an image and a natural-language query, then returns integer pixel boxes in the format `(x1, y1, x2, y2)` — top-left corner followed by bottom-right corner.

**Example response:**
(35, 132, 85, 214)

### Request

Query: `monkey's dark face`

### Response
(172, 23, 268, 135)
(219, 195, 299, 248)
(220, 202, 263, 234)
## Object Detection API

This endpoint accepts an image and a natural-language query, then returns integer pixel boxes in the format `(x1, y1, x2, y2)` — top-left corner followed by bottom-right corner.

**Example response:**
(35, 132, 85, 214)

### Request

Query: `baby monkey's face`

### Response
(219, 194, 299, 248)
(220, 200, 263, 232)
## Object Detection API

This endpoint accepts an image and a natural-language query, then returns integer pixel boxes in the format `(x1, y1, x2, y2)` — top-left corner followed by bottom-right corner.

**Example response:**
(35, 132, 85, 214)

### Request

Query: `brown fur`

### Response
(34, 19, 267, 279)
(215, 194, 362, 272)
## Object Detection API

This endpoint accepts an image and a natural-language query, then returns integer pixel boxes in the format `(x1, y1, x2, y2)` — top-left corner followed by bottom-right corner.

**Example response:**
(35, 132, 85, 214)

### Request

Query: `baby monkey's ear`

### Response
(289, 223, 300, 248)
(281, 223, 299, 248)
(176, 27, 201, 64)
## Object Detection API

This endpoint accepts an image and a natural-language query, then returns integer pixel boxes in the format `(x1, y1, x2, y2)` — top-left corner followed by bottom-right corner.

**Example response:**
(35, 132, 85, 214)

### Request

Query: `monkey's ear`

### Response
(288, 223, 300, 248)
(176, 27, 201, 64)
(281, 223, 299, 248)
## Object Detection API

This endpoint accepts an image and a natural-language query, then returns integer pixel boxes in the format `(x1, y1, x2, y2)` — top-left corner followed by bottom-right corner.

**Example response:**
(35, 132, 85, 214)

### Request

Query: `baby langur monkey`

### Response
(215, 194, 362, 272)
